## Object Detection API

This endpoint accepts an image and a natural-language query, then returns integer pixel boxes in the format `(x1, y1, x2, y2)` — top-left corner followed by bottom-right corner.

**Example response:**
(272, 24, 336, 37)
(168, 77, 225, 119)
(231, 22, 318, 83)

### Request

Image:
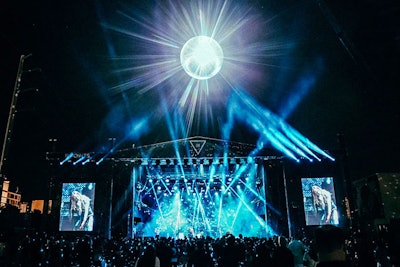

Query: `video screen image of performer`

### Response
(59, 183, 95, 231)
(301, 178, 339, 226)
(70, 190, 94, 231)
(311, 185, 339, 225)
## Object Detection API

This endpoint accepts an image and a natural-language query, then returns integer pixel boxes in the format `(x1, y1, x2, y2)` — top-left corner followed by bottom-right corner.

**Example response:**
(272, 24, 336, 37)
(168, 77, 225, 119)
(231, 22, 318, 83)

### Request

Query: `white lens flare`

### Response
(180, 36, 224, 80)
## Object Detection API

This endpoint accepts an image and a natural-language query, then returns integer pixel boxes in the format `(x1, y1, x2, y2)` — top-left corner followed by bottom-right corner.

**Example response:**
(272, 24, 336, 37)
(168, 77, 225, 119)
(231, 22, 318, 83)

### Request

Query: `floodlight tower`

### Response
(0, 54, 32, 180)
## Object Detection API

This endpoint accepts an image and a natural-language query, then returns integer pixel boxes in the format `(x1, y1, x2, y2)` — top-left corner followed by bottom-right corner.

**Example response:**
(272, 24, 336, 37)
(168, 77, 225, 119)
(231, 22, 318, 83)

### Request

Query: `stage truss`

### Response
(46, 136, 336, 238)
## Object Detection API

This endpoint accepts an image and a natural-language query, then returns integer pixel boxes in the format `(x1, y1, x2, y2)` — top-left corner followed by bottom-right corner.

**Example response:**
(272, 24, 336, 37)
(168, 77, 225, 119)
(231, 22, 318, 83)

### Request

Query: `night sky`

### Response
(1, 0, 399, 201)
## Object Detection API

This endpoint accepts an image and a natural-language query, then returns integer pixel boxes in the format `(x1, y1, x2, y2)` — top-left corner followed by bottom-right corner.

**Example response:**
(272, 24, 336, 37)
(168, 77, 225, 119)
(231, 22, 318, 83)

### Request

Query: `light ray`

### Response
(106, 0, 281, 136)
(106, 0, 334, 168)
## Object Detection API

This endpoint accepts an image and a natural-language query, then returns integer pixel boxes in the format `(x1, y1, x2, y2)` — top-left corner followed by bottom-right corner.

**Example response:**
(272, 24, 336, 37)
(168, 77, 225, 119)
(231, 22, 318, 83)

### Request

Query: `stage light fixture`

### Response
(60, 152, 74, 165)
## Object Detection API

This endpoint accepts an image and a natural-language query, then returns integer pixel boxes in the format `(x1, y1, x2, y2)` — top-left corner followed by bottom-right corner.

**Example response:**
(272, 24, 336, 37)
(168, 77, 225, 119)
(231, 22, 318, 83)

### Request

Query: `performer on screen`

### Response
(70, 190, 94, 231)
(311, 185, 339, 225)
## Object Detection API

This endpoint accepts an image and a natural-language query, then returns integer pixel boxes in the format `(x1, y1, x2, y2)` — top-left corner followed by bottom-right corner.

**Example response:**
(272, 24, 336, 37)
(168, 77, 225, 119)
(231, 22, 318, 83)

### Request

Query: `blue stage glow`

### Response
(279, 70, 318, 120)
(125, 117, 150, 140)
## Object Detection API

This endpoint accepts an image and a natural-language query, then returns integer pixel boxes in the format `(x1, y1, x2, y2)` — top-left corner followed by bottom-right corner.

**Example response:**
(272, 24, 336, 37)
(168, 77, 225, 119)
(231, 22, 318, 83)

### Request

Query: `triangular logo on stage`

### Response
(189, 140, 206, 156)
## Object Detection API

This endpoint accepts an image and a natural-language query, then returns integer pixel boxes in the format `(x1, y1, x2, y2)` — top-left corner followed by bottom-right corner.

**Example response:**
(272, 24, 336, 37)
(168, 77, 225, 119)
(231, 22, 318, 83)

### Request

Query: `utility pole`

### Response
(0, 54, 32, 179)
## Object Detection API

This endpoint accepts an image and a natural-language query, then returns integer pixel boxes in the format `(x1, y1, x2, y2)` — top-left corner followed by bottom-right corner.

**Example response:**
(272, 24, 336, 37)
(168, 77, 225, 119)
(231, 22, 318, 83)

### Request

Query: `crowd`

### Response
(0, 225, 399, 267)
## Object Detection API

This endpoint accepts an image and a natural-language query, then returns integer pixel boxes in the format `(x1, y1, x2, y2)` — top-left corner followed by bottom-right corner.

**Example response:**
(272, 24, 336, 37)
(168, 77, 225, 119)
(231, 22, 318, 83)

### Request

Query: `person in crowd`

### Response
(3, 228, 397, 266)
(271, 236, 294, 267)
(314, 225, 349, 267)
(135, 244, 160, 267)
(215, 233, 243, 267)
(303, 239, 319, 267)
(156, 237, 174, 267)
(70, 190, 94, 231)
(288, 234, 307, 267)
(374, 238, 392, 267)
(75, 235, 93, 266)
(312, 186, 339, 225)
(188, 239, 214, 267)
(250, 241, 273, 267)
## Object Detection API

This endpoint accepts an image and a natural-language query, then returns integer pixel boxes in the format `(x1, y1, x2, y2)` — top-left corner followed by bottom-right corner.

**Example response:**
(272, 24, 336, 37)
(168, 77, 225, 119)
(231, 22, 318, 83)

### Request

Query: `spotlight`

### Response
(60, 152, 74, 165)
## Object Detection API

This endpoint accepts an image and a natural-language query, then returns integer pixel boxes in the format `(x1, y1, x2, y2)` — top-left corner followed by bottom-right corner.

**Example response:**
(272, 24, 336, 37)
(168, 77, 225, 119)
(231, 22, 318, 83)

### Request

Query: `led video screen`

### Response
(301, 177, 339, 226)
(59, 183, 95, 231)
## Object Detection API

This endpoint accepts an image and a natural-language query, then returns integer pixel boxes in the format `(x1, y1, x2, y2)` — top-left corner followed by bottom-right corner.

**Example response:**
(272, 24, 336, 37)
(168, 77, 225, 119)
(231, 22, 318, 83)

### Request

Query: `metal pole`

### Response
(260, 162, 269, 237)
(282, 161, 292, 238)
(108, 175, 113, 239)
(0, 54, 30, 178)
(131, 165, 137, 239)
(107, 138, 116, 239)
